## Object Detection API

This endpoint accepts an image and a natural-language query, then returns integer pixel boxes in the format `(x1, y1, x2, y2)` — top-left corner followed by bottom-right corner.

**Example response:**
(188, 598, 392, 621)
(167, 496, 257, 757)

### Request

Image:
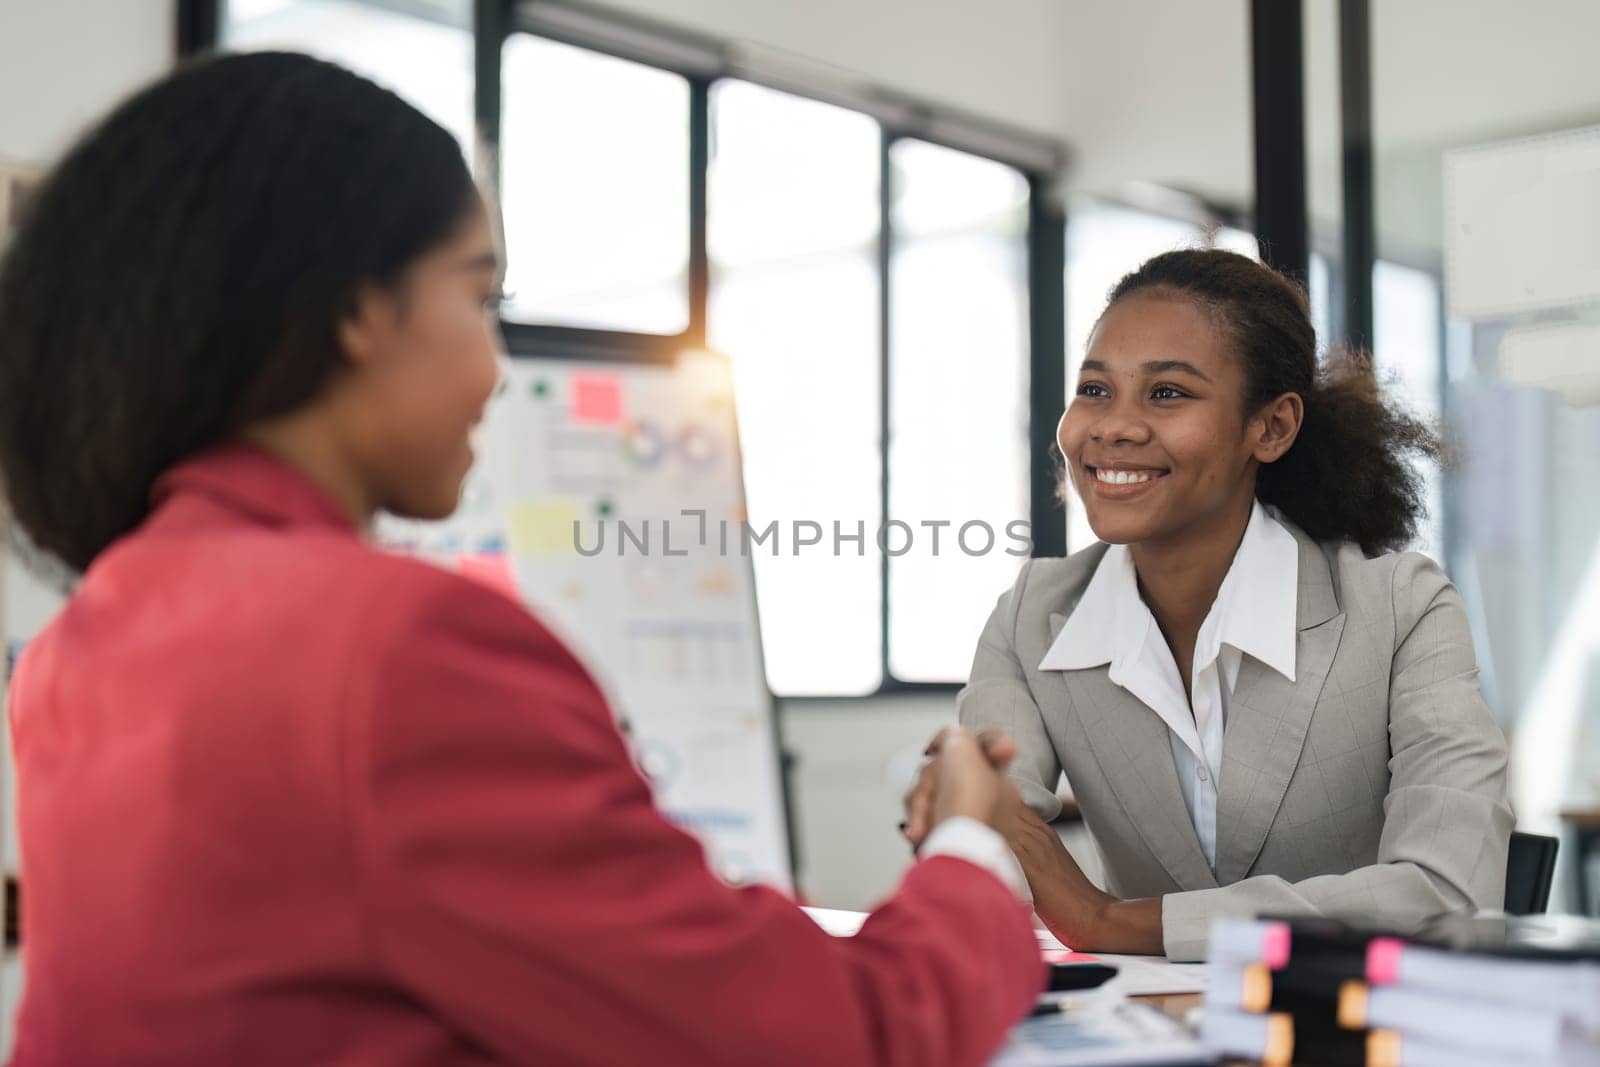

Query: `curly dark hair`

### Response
(1095, 248, 1443, 556)
(0, 51, 476, 572)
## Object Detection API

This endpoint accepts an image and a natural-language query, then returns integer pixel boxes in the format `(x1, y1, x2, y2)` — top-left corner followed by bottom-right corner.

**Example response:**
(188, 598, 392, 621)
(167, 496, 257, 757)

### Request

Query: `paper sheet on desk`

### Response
(1038, 927, 1206, 995)
(1092, 955, 1207, 996)
(802, 908, 1205, 996)
(993, 987, 1207, 1066)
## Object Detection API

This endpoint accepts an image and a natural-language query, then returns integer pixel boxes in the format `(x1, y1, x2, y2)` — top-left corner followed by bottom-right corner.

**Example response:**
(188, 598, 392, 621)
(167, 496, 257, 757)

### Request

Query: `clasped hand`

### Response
(899, 728, 1162, 955)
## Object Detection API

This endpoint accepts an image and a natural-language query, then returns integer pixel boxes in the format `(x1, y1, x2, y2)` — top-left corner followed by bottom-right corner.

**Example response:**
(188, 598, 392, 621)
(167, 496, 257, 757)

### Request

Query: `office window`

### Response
(707, 82, 882, 695)
(223, 0, 474, 158)
(1307, 253, 1332, 354)
(887, 141, 1029, 682)
(709, 93, 1038, 691)
(218, 9, 1054, 695)
(499, 36, 690, 333)
(1373, 260, 1445, 560)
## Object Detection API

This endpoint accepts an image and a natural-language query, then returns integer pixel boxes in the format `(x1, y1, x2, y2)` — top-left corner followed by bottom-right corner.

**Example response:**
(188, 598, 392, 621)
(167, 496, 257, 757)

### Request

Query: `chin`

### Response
(413, 496, 462, 522)
(1083, 509, 1160, 547)
(389, 482, 466, 522)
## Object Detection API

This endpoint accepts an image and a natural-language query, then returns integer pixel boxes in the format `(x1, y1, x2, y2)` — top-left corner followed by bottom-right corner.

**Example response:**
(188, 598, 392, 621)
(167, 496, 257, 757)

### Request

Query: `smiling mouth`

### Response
(1084, 464, 1169, 487)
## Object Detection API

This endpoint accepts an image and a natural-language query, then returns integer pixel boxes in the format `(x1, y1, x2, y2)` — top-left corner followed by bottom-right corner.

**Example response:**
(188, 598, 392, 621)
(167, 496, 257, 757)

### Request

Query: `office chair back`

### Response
(1505, 831, 1559, 915)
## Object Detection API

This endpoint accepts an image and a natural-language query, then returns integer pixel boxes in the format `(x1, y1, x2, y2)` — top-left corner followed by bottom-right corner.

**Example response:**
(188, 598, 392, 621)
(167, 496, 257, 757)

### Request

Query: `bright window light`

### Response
(707, 82, 882, 696)
(887, 140, 1030, 683)
(499, 35, 690, 334)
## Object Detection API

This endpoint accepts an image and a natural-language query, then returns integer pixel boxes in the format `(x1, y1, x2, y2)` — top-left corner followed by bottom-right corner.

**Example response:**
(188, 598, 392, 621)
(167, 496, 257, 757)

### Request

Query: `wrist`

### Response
(1093, 896, 1165, 955)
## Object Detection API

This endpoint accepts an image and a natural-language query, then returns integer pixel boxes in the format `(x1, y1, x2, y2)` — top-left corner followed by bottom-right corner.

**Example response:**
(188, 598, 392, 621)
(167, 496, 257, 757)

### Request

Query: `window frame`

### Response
(187, 0, 1071, 698)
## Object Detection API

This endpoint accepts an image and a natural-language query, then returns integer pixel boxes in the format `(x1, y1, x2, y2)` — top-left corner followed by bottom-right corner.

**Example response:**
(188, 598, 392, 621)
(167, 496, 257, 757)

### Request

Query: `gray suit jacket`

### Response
(957, 515, 1513, 960)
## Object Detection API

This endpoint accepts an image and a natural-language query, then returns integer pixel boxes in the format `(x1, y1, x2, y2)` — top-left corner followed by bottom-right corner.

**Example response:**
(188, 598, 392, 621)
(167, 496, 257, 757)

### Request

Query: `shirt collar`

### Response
(1207, 500, 1299, 683)
(151, 443, 360, 535)
(1038, 540, 1139, 672)
(1039, 500, 1299, 682)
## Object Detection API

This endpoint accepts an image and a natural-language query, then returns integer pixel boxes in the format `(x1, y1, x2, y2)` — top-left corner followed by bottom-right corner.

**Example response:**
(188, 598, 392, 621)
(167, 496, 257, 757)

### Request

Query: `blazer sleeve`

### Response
(957, 561, 1066, 821)
(344, 572, 1043, 1066)
(1160, 553, 1514, 960)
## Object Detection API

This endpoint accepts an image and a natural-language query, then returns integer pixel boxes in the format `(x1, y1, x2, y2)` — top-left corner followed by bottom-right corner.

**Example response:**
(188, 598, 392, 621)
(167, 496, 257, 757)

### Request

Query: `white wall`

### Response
(0, 0, 173, 1052)
(0, 0, 174, 163)
(782, 694, 1103, 911)
(782, 696, 951, 909)
(601, 0, 1073, 143)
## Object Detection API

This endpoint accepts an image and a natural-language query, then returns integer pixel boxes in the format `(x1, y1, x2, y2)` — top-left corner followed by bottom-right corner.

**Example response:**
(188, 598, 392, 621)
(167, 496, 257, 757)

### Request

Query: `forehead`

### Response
(417, 197, 496, 265)
(1086, 292, 1233, 373)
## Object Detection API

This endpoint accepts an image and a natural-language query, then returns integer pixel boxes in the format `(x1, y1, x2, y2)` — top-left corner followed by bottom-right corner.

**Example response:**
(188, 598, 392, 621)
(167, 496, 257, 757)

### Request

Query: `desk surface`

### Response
(1562, 807, 1600, 828)
(1137, 992, 1250, 1066)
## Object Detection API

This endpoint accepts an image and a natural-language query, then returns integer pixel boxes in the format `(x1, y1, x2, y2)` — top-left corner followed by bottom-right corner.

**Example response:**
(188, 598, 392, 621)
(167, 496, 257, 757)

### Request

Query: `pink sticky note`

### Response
(571, 373, 623, 424)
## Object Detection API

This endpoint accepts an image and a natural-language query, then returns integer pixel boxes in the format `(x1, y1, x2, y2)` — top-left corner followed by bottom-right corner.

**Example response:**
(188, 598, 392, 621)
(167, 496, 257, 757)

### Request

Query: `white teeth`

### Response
(1095, 468, 1155, 485)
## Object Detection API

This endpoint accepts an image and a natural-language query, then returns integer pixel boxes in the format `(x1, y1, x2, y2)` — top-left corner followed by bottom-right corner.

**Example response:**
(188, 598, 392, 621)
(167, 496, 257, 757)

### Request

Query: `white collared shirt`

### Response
(1038, 501, 1299, 869)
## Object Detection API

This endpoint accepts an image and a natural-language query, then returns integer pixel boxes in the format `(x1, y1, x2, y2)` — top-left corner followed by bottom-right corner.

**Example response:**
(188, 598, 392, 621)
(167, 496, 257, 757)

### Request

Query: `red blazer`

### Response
(8, 446, 1041, 1066)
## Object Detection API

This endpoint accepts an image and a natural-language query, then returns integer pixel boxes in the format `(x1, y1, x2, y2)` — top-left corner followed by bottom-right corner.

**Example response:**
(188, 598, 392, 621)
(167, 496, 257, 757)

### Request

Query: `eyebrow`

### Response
(1080, 358, 1213, 383)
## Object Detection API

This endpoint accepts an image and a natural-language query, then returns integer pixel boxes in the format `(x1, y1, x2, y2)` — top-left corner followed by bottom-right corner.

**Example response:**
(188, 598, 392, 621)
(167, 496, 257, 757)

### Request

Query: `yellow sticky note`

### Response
(509, 499, 582, 557)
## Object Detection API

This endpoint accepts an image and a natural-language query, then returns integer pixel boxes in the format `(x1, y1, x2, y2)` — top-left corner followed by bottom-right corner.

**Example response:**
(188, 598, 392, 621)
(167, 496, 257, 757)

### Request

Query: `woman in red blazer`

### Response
(0, 53, 1041, 1065)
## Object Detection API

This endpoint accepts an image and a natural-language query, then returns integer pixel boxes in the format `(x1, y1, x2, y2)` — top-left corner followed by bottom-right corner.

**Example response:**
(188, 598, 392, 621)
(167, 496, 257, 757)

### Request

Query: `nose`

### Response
(1086, 400, 1152, 447)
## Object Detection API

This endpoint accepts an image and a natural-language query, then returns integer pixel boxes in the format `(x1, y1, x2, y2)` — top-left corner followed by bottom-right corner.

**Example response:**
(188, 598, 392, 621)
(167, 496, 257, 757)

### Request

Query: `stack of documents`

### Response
(1200, 914, 1600, 1066)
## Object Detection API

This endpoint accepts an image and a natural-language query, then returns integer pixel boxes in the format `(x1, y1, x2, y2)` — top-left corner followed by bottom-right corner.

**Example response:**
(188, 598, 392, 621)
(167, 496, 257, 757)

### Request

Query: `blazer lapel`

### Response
(1213, 534, 1346, 885)
(1045, 611, 1221, 892)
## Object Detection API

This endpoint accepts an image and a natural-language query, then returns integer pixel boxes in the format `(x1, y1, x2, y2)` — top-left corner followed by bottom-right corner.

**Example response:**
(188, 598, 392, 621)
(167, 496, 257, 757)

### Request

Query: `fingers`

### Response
(934, 729, 985, 766)
(923, 725, 959, 757)
(976, 730, 1017, 771)
(926, 726, 995, 760)
(927, 730, 1003, 831)
(904, 728, 1019, 849)
(900, 758, 937, 850)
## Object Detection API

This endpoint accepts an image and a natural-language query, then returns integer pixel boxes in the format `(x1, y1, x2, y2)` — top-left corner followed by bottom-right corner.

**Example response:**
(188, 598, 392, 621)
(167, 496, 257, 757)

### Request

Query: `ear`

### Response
(1250, 391, 1303, 464)
(336, 281, 402, 371)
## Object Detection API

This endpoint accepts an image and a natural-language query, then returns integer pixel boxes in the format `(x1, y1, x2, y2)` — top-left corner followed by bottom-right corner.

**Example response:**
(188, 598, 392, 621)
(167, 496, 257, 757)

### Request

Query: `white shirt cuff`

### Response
(919, 816, 1031, 901)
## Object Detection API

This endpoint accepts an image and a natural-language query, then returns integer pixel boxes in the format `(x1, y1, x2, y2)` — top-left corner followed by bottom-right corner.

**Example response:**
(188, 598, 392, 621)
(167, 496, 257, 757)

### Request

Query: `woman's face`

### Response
(1056, 292, 1261, 547)
(340, 199, 503, 521)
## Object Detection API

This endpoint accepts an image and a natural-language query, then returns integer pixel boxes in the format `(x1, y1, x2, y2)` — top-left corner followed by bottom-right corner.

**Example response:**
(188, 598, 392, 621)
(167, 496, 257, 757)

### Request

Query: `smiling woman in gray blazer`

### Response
(947, 249, 1512, 961)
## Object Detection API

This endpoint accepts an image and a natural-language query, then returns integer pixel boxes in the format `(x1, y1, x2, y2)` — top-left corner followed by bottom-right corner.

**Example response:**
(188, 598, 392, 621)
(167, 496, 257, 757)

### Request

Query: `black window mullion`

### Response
(1339, 0, 1375, 353)
(473, 0, 506, 202)
(176, 0, 222, 55)
(687, 78, 711, 348)
(1027, 178, 1067, 560)
(1250, 0, 1310, 282)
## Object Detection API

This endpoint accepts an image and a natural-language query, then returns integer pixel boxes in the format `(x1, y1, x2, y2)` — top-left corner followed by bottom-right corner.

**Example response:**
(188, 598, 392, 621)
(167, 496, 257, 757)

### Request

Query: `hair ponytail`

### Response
(1104, 249, 1443, 556)
(1255, 346, 1443, 556)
